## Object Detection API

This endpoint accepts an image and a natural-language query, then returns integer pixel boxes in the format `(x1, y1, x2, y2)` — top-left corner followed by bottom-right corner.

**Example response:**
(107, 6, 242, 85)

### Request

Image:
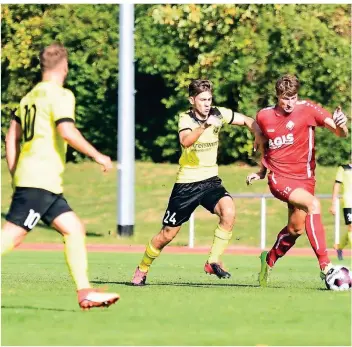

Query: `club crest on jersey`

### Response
(269, 133, 294, 149)
(213, 126, 220, 135)
(286, 120, 295, 130)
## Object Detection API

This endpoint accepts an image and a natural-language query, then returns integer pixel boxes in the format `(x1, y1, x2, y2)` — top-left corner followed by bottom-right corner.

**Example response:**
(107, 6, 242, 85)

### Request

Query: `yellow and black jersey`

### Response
(13, 81, 75, 194)
(335, 164, 352, 208)
(176, 106, 234, 183)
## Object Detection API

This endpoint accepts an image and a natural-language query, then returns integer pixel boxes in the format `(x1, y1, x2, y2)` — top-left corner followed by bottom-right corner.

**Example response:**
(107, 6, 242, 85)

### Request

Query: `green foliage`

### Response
(1, 4, 350, 165)
(135, 4, 351, 164)
(1, 4, 118, 160)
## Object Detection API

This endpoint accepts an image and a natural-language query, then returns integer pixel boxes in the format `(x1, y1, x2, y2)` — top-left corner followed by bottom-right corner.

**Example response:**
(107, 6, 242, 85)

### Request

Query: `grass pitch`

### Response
(1, 251, 351, 346)
(1, 160, 346, 248)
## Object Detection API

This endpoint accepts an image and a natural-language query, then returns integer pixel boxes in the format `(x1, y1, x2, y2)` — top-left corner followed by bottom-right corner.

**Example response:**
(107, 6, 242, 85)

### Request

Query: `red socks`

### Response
(267, 227, 298, 267)
(305, 214, 330, 270)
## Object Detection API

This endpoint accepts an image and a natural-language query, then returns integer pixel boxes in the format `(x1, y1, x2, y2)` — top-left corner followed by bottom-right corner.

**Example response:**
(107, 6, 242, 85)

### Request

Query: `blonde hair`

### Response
(275, 74, 300, 97)
(39, 43, 68, 72)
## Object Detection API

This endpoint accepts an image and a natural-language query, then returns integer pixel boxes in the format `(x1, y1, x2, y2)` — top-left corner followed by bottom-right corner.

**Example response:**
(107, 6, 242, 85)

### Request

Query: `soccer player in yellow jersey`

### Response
(2, 43, 119, 309)
(329, 154, 352, 260)
(132, 79, 260, 285)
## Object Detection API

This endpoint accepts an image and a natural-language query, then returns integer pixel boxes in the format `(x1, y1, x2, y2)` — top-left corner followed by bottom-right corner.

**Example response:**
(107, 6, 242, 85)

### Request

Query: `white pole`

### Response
(334, 198, 340, 246)
(260, 197, 266, 250)
(117, 4, 135, 236)
(189, 212, 195, 248)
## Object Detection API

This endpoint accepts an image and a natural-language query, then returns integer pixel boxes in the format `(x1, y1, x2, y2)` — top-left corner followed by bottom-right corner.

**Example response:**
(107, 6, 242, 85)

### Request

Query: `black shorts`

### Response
(343, 208, 352, 225)
(162, 176, 232, 227)
(5, 187, 72, 231)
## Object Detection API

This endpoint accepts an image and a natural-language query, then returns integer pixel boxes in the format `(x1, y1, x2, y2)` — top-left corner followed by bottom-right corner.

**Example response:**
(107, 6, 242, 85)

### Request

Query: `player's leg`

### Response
(288, 188, 332, 276)
(1, 222, 27, 255)
(132, 182, 199, 286)
(337, 208, 352, 260)
(266, 206, 305, 267)
(43, 194, 119, 308)
(201, 178, 234, 278)
(49, 210, 119, 309)
(259, 207, 305, 287)
(132, 226, 183, 286)
(2, 187, 48, 254)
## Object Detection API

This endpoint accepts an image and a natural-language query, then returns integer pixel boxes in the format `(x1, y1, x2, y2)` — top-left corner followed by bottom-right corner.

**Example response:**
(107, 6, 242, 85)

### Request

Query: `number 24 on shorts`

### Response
(164, 211, 177, 225)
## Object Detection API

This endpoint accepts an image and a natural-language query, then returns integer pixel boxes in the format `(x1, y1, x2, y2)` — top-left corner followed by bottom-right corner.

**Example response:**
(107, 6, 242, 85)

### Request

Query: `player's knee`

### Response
(161, 226, 178, 243)
(287, 225, 304, 237)
(307, 197, 321, 214)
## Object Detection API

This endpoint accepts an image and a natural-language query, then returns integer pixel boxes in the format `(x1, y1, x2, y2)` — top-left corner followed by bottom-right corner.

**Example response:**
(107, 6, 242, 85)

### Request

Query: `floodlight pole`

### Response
(117, 4, 135, 237)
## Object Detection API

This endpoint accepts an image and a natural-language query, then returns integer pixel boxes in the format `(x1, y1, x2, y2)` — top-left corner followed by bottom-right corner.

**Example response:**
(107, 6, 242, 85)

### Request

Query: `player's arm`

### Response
(329, 182, 341, 215)
(324, 107, 348, 137)
(5, 119, 22, 177)
(56, 122, 112, 172)
(230, 112, 258, 132)
(246, 137, 268, 185)
(246, 113, 268, 185)
(179, 127, 206, 148)
(330, 166, 343, 215)
(179, 116, 219, 148)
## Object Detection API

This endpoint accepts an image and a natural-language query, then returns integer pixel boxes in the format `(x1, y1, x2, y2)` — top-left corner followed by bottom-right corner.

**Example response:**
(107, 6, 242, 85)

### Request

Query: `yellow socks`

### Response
(63, 232, 90, 290)
(339, 231, 352, 250)
(207, 225, 232, 264)
(138, 241, 161, 272)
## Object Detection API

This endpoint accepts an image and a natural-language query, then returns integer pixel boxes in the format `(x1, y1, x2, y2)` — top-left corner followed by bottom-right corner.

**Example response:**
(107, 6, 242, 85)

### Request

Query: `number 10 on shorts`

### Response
(164, 211, 177, 225)
(24, 209, 41, 229)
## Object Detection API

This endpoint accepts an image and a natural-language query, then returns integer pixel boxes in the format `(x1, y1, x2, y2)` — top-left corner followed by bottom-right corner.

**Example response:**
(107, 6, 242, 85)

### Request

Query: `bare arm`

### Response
(246, 132, 268, 185)
(57, 122, 112, 171)
(5, 120, 22, 177)
(179, 127, 206, 148)
(231, 112, 257, 132)
(329, 182, 341, 215)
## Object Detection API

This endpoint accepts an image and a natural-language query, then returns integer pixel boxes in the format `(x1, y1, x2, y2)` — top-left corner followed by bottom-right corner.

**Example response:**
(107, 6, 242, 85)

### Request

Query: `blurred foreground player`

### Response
(1, 43, 120, 309)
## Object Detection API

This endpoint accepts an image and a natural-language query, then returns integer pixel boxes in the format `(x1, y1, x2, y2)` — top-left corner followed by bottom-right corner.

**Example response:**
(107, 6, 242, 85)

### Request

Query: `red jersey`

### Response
(256, 100, 331, 179)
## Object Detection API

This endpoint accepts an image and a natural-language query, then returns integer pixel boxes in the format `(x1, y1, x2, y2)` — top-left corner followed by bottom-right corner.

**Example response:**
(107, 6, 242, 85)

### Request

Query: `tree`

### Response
(1, 4, 119, 159)
(134, 4, 351, 164)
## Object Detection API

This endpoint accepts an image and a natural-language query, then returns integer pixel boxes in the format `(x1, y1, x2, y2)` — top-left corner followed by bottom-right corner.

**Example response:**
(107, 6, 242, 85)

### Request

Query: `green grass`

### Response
(1, 160, 346, 247)
(1, 251, 351, 346)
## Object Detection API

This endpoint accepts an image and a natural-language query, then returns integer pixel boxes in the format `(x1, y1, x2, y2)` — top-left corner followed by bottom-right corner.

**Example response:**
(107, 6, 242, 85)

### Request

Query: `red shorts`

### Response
(268, 172, 316, 204)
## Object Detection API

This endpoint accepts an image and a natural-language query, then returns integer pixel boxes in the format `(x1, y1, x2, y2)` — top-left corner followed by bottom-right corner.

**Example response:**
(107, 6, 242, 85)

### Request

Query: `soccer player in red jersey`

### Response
(246, 74, 348, 287)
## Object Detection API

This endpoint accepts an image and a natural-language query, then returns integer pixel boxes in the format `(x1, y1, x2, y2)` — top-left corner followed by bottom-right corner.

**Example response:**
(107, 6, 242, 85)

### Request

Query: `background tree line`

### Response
(1, 4, 351, 165)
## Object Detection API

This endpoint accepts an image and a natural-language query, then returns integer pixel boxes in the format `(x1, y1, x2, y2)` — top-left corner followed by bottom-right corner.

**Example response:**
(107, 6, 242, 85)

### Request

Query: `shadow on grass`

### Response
(1, 305, 76, 312)
(91, 280, 259, 288)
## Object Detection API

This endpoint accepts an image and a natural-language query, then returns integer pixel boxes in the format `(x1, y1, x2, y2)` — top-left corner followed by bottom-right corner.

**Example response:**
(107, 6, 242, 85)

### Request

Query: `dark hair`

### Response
(40, 43, 68, 72)
(275, 74, 300, 97)
(188, 79, 213, 97)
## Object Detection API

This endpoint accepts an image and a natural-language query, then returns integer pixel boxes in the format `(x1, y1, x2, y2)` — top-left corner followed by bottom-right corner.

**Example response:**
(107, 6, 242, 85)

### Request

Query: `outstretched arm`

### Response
(57, 122, 112, 172)
(5, 120, 22, 177)
(230, 112, 257, 132)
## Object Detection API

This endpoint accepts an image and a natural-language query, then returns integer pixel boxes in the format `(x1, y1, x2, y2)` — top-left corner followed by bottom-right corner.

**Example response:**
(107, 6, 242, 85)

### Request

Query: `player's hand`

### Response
(205, 115, 222, 127)
(333, 106, 347, 127)
(94, 153, 113, 172)
(329, 205, 336, 216)
(246, 171, 266, 185)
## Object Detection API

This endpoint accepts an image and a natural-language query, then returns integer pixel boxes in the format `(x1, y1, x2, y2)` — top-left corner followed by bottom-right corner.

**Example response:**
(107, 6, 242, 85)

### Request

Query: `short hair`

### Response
(188, 79, 213, 97)
(40, 43, 68, 72)
(275, 74, 300, 97)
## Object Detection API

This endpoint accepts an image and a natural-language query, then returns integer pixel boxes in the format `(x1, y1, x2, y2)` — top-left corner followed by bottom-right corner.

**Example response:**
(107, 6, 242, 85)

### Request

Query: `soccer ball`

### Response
(325, 266, 352, 291)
